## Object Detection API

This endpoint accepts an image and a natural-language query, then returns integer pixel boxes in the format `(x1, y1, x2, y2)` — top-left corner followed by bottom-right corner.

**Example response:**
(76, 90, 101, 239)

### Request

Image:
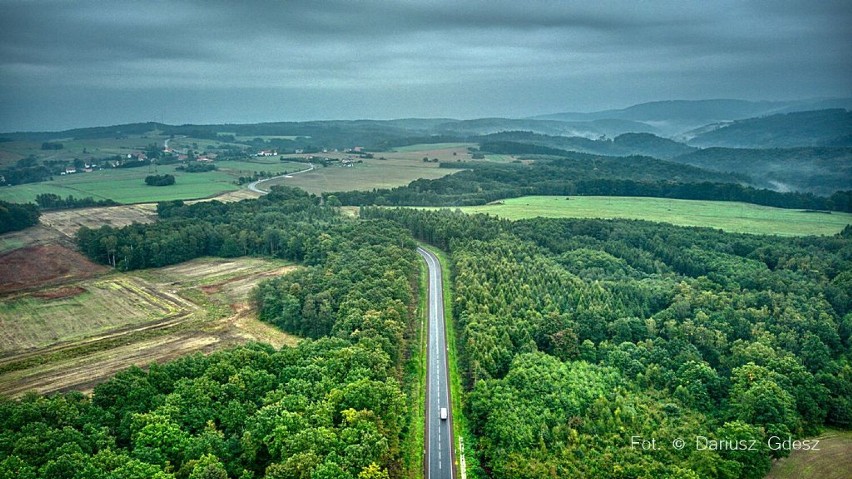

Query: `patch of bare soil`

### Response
(0, 244, 107, 295)
(0, 225, 66, 253)
(188, 189, 262, 204)
(40, 204, 157, 238)
(30, 286, 87, 300)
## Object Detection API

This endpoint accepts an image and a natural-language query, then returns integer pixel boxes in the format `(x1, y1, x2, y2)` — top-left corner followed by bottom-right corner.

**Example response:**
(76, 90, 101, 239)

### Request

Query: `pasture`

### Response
(0, 165, 239, 204)
(453, 196, 852, 236)
(0, 130, 310, 204)
(266, 144, 468, 194)
(0, 134, 168, 167)
(391, 142, 473, 152)
(0, 159, 308, 204)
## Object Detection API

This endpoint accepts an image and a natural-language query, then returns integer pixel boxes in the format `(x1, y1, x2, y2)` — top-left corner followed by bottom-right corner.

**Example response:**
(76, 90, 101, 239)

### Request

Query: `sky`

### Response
(1, 0, 850, 131)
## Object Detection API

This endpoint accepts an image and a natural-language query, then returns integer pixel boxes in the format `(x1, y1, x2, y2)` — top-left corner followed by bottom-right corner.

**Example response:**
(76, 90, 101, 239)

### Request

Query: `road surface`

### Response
(247, 163, 315, 194)
(418, 246, 455, 479)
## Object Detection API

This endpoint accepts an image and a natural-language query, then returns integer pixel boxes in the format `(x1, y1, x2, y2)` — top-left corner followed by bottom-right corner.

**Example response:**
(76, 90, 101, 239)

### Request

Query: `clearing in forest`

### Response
(0, 257, 299, 397)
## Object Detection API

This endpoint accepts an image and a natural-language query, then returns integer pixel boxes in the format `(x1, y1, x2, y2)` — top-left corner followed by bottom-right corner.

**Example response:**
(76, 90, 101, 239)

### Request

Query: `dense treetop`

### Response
(368, 207, 852, 478)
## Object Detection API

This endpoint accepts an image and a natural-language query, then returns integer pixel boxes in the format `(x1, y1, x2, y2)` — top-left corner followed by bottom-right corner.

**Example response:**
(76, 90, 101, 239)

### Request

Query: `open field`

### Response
(1, 136, 474, 203)
(0, 275, 193, 353)
(452, 196, 852, 236)
(0, 128, 306, 204)
(0, 165, 242, 204)
(189, 188, 262, 203)
(228, 135, 304, 141)
(265, 145, 468, 194)
(391, 142, 473, 152)
(216, 158, 305, 172)
(0, 135, 168, 168)
(41, 203, 157, 237)
(0, 159, 311, 204)
(0, 257, 299, 396)
(766, 429, 852, 479)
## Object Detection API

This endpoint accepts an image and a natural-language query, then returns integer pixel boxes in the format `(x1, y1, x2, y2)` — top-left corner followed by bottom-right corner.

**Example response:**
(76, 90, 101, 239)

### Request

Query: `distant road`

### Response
(418, 246, 456, 479)
(247, 163, 315, 194)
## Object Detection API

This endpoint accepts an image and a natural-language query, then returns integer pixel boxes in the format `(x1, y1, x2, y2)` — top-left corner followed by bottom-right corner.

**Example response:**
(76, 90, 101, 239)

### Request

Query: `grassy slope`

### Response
(455, 196, 852, 236)
(766, 429, 852, 479)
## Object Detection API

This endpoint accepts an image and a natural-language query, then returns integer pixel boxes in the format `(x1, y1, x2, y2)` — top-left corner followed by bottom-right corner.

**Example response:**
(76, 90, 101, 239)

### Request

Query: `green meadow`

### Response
(0, 160, 310, 204)
(454, 195, 852, 236)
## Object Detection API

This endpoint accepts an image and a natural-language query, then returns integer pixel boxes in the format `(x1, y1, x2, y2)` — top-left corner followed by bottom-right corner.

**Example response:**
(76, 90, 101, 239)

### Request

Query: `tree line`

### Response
(77, 187, 340, 270)
(34, 194, 119, 210)
(330, 156, 852, 212)
(0, 200, 40, 234)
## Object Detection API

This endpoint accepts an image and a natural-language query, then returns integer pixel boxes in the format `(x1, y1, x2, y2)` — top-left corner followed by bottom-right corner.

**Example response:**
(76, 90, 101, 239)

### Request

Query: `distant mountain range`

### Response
(532, 98, 852, 137)
(685, 109, 852, 148)
(3, 98, 850, 195)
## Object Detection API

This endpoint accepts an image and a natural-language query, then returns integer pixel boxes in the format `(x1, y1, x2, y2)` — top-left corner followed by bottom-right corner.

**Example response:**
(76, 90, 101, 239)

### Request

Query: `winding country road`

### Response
(247, 163, 315, 194)
(418, 246, 456, 479)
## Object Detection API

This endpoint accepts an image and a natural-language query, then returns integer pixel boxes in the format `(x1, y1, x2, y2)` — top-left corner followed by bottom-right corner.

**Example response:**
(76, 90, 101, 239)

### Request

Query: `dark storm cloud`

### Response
(0, 0, 849, 130)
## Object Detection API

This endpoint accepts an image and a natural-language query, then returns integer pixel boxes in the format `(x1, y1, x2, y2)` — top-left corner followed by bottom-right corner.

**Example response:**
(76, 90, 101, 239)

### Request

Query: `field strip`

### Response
(0, 334, 221, 396)
(449, 195, 852, 236)
(0, 275, 197, 355)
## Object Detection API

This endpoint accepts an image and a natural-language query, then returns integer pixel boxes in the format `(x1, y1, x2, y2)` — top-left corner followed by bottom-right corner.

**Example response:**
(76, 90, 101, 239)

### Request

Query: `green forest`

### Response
(364, 207, 852, 478)
(2, 188, 421, 478)
(1, 145, 851, 478)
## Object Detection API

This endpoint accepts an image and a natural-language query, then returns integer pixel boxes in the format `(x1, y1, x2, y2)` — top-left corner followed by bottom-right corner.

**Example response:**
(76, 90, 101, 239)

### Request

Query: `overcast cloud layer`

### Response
(1, 0, 850, 131)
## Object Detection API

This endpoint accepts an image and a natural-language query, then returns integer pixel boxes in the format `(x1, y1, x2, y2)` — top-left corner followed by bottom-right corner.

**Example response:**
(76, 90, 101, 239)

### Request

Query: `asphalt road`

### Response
(418, 246, 455, 479)
(247, 163, 315, 194)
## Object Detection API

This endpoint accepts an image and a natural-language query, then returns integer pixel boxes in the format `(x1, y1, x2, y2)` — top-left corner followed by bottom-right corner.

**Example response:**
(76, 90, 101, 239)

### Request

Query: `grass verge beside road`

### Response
(401, 259, 428, 478)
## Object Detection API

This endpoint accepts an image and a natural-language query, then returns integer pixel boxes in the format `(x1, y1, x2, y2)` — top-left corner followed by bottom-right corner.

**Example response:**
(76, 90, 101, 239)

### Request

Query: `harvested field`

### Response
(190, 188, 262, 203)
(30, 286, 86, 300)
(266, 146, 467, 194)
(0, 257, 299, 397)
(40, 204, 157, 237)
(0, 275, 193, 354)
(0, 244, 107, 294)
(0, 333, 221, 396)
